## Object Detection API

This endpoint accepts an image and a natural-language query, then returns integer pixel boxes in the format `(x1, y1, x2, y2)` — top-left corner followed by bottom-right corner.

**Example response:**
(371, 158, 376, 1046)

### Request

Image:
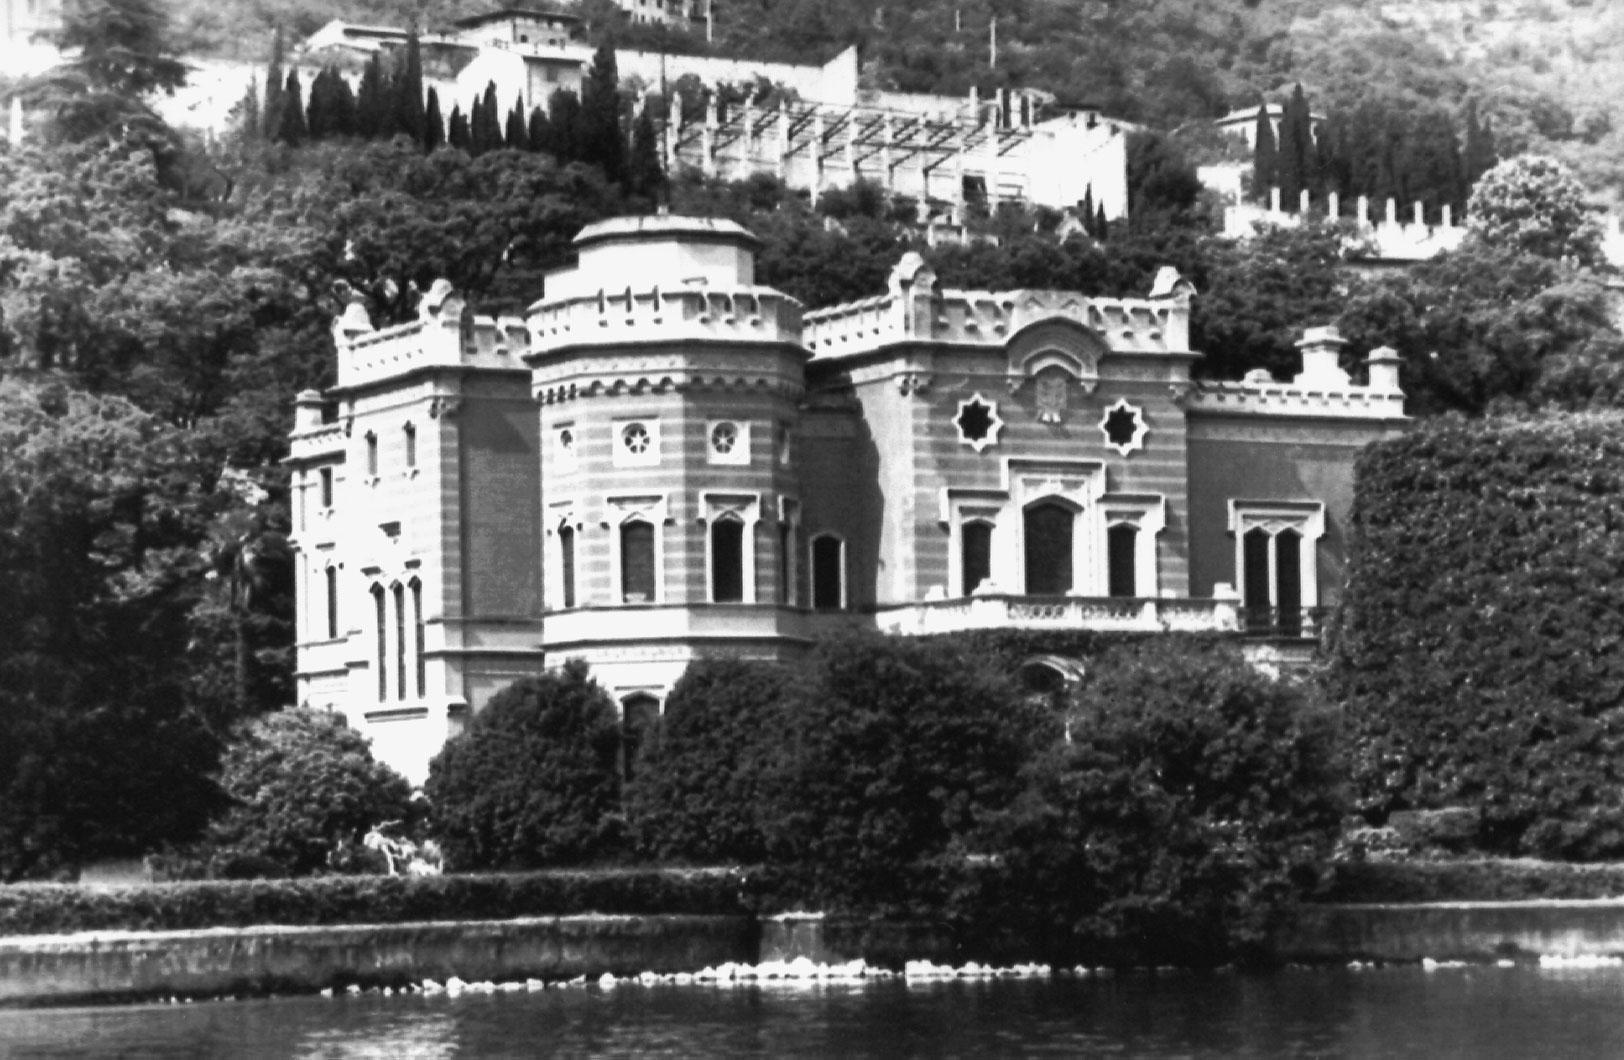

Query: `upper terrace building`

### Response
(289, 215, 1407, 782)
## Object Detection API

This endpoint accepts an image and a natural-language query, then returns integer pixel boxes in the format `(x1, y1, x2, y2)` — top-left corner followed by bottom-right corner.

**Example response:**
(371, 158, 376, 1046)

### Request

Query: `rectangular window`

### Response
(711, 518, 745, 603)
(559, 525, 576, 609)
(811, 535, 843, 610)
(962, 520, 993, 596)
(621, 520, 656, 603)
(319, 467, 334, 508)
(412, 580, 426, 698)
(393, 583, 406, 700)
(366, 433, 378, 477)
(326, 567, 339, 639)
(373, 586, 387, 701)
(1107, 523, 1139, 598)
(404, 423, 417, 469)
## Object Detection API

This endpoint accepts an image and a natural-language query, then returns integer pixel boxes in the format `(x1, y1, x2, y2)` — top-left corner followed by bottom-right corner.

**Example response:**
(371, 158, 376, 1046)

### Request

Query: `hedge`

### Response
(1322, 859, 1624, 904)
(1329, 413, 1624, 859)
(0, 868, 751, 936)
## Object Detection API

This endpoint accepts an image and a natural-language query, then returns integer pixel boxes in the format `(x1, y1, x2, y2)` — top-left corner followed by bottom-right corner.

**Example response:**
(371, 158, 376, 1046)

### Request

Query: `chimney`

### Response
(1365, 346, 1403, 393)
(1294, 325, 1350, 388)
(294, 389, 326, 433)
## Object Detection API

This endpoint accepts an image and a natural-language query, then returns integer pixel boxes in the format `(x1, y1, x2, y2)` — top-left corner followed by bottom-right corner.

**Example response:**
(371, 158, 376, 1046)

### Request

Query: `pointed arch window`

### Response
(392, 582, 406, 700)
(325, 565, 339, 639)
(710, 516, 745, 603)
(1023, 501, 1076, 596)
(621, 520, 655, 603)
(371, 584, 387, 702)
(962, 519, 994, 596)
(410, 578, 425, 699)
(1231, 502, 1325, 636)
(559, 524, 577, 609)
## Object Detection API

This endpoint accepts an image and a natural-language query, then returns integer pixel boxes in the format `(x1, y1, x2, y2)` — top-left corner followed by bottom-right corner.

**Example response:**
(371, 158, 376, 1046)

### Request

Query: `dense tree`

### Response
(276, 70, 306, 145)
(1251, 101, 1277, 203)
(626, 107, 665, 201)
(1467, 155, 1605, 267)
(578, 43, 626, 183)
(394, 31, 426, 145)
(423, 87, 444, 152)
(425, 662, 623, 869)
(196, 709, 414, 877)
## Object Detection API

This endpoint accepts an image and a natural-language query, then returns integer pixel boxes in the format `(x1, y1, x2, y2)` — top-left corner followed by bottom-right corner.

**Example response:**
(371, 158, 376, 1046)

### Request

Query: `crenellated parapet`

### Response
(526, 284, 805, 354)
(333, 280, 530, 391)
(804, 254, 1193, 359)
(1185, 333, 1407, 422)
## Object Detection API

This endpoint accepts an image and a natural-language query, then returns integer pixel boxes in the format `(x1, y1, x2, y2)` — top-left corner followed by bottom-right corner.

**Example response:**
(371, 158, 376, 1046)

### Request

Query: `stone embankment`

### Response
(13, 903, 1624, 1006)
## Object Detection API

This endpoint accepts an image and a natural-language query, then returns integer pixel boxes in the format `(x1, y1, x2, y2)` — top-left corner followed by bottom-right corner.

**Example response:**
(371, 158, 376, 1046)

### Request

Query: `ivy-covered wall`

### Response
(1330, 413, 1624, 859)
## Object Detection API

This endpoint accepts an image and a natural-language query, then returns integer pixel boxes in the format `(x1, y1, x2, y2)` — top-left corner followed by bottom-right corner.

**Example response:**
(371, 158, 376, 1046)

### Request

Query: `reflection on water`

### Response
(5, 965, 1624, 1058)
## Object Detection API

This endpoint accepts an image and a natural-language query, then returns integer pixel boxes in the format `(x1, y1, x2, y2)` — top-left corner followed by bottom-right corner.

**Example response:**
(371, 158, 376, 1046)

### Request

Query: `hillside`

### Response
(160, 0, 1624, 201)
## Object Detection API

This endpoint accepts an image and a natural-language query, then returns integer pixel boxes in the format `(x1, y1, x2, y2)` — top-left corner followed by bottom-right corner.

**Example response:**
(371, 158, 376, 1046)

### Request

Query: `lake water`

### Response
(5, 964, 1624, 1058)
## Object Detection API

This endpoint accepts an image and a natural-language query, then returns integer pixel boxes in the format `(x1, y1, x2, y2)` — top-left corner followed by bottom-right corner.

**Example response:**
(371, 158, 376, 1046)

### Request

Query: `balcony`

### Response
(872, 595, 1240, 637)
(1240, 606, 1332, 641)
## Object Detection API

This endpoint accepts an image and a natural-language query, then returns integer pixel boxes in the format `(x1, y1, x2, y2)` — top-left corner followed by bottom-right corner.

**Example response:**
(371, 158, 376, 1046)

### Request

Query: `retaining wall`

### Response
(0, 915, 755, 1006)
(1277, 901, 1624, 963)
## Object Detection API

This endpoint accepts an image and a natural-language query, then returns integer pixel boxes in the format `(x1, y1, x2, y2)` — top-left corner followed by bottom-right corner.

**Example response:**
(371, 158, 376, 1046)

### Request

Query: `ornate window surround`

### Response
(545, 501, 583, 610)
(604, 494, 669, 604)
(612, 419, 661, 468)
(706, 420, 751, 466)
(1101, 493, 1167, 598)
(698, 492, 762, 603)
(1227, 500, 1326, 609)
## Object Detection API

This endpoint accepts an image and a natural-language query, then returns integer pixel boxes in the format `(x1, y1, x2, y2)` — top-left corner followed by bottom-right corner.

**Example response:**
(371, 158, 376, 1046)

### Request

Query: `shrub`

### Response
(425, 661, 623, 870)
(625, 657, 792, 864)
(1322, 859, 1624, 904)
(759, 632, 1058, 914)
(197, 709, 414, 878)
(1330, 413, 1624, 858)
(0, 868, 750, 935)
(979, 641, 1344, 967)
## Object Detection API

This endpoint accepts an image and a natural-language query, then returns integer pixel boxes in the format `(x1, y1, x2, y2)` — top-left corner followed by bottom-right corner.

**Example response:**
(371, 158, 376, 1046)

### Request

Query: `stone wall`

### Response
(1277, 901, 1624, 963)
(0, 915, 755, 1006)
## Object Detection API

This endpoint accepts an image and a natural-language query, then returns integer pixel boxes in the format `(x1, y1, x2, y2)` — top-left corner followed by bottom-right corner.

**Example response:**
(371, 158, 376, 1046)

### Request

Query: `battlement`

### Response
(332, 280, 529, 390)
(804, 256, 1192, 359)
(1185, 338, 1406, 422)
(288, 421, 346, 462)
(526, 284, 805, 355)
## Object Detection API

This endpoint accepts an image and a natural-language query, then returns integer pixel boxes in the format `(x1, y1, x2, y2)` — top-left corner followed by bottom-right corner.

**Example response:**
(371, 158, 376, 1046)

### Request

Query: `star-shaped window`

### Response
(954, 394, 1004, 452)
(1099, 399, 1147, 456)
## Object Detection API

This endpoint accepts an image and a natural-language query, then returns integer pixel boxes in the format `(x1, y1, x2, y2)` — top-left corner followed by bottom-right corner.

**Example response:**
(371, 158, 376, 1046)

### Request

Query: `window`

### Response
(953, 394, 1003, 452)
(620, 520, 656, 603)
(319, 467, 334, 508)
(404, 423, 417, 469)
(365, 432, 378, 477)
(393, 582, 406, 700)
(411, 578, 425, 699)
(1230, 502, 1325, 636)
(707, 420, 750, 465)
(325, 566, 339, 639)
(1107, 523, 1138, 597)
(558, 425, 578, 470)
(962, 519, 994, 595)
(777, 423, 793, 466)
(621, 693, 660, 783)
(558, 524, 576, 608)
(372, 584, 387, 701)
(1099, 398, 1148, 456)
(778, 498, 800, 606)
(710, 517, 745, 602)
(614, 420, 660, 466)
(811, 534, 845, 610)
(1024, 501, 1075, 596)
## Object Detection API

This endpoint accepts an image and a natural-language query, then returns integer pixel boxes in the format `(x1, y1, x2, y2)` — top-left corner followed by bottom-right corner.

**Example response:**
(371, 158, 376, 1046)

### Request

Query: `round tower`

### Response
(525, 215, 810, 709)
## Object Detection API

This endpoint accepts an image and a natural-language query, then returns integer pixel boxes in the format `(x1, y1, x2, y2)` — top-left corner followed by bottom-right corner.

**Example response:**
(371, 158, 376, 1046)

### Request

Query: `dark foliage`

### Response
(194, 709, 415, 878)
(1330, 414, 1624, 859)
(625, 658, 794, 865)
(1322, 858, 1624, 904)
(973, 641, 1344, 967)
(0, 868, 750, 935)
(425, 661, 624, 870)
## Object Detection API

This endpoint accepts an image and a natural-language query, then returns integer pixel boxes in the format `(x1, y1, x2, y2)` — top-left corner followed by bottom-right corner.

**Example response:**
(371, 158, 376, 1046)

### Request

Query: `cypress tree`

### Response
(1252, 100, 1277, 205)
(505, 102, 530, 150)
(627, 106, 664, 199)
(235, 78, 260, 141)
(330, 70, 357, 138)
(1080, 185, 1095, 236)
(262, 26, 286, 140)
(448, 104, 471, 151)
(395, 31, 426, 144)
(356, 53, 386, 139)
(424, 87, 445, 151)
(278, 69, 306, 146)
(549, 87, 582, 163)
(472, 82, 501, 155)
(1094, 203, 1108, 240)
(305, 67, 328, 140)
(1278, 83, 1313, 209)
(527, 105, 552, 156)
(579, 43, 626, 182)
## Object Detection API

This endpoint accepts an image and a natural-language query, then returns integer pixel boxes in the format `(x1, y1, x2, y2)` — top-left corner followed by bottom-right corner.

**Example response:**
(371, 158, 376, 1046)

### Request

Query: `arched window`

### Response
(811, 534, 844, 610)
(371, 584, 387, 702)
(558, 524, 576, 609)
(365, 431, 378, 477)
(1242, 527, 1274, 630)
(1023, 501, 1075, 596)
(410, 578, 425, 699)
(711, 516, 744, 603)
(1231, 502, 1324, 636)
(325, 566, 339, 640)
(621, 693, 660, 784)
(962, 519, 993, 596)
(1275, 528, 1303, 633)
(1106, 523, 1138, 598)
(403, 423, 417, 468)
(620, 519, 655, 603)
(392, 582, 406, 701)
